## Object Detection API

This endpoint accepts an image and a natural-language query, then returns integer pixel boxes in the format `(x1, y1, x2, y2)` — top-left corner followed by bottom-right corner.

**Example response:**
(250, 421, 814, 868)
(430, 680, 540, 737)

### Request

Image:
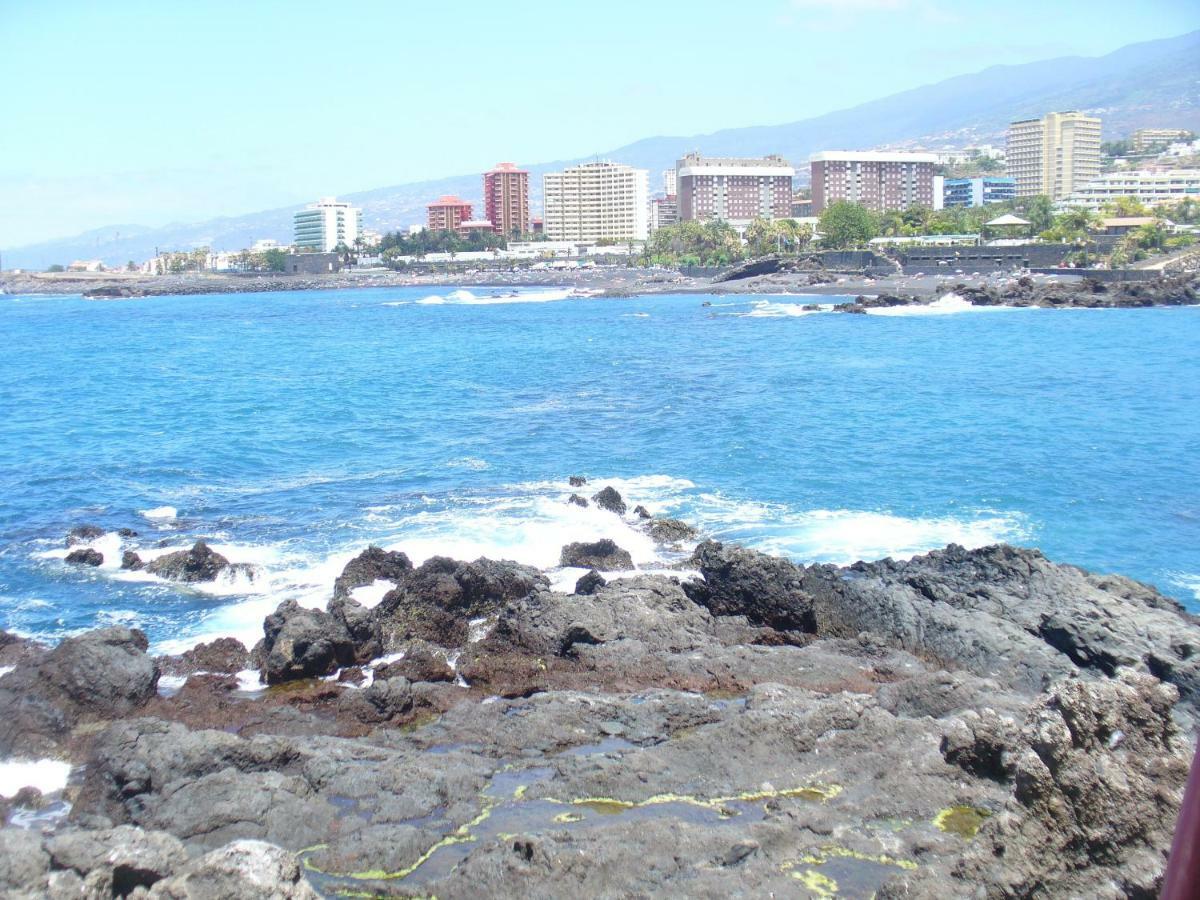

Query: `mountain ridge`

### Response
(7, 29, 1198, 270)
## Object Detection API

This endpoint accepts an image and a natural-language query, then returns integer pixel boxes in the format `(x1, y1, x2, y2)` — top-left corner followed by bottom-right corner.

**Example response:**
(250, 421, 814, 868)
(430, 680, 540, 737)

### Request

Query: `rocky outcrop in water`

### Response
(145, 541, 230, 583)
(2, 532, 1197, 898)
(559, 539, 633, 570)
(591, 486, 626, 515)
(64, 547, 103, 567)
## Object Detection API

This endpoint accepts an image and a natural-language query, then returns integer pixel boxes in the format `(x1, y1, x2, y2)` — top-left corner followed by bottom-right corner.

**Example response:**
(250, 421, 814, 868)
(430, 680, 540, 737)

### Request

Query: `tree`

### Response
(47, 264, 64, 273)
(1102, 196, 1153, 218)
(1015, 195, 1055, 233)
(818, 202, 878, 249)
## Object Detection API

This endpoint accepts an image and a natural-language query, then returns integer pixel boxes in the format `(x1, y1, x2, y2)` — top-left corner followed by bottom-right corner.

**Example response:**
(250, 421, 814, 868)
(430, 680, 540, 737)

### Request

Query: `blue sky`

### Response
(1, 0, 1197, 247)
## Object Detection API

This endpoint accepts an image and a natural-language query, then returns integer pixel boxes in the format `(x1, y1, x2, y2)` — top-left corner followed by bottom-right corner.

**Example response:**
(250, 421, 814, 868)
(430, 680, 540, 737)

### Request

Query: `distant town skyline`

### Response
(1, 0, 1198, 248)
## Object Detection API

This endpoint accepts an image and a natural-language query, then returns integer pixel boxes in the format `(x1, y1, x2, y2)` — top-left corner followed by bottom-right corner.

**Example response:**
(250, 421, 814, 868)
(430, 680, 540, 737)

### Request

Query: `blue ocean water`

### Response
(1, 285, 1198, 651)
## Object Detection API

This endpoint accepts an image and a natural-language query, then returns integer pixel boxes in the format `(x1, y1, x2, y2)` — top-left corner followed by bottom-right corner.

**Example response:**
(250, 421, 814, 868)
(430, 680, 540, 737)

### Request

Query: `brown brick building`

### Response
(676, 154, 794, 226)
(810, 152, 937, 213)
(426, 196, 474, 233)
(483, 162, 530, 236)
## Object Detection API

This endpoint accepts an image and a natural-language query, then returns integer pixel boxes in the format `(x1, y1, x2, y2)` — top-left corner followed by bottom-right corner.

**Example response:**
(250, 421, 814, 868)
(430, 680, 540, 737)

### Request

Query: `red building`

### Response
(427, 196, 474, 232)
(810, 152, 937, 213)
(483, 162, 530, 236)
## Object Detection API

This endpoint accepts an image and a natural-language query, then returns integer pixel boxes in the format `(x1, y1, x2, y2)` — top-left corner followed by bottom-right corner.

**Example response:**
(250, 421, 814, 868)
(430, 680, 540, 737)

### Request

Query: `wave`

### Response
(140, 505, 178, 520)
(0, 758, 71, 798)
(411, 288, 575, 307)
(865, 293, 1025, 317)
(740, 301, 835, 318)
(36, 473, 1029, 655)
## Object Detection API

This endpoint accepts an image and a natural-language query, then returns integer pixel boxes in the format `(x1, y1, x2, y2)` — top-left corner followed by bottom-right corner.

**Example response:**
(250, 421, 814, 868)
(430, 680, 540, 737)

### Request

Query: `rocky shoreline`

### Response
(2, 480, 1198, 897)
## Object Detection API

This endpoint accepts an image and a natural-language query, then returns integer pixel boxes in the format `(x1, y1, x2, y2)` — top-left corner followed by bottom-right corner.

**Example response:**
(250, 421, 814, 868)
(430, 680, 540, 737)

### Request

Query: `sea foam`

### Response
(0, 759, 71, 798)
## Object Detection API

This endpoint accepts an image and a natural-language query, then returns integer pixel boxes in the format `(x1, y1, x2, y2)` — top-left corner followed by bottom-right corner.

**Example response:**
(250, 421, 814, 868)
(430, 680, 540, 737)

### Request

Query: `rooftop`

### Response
(428, 195, 472, 207)
(810, 150, 938, 163)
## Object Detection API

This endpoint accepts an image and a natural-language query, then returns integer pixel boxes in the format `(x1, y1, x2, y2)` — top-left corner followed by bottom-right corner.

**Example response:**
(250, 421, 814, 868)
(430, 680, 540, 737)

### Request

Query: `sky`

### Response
(1, 0, 1198, 248)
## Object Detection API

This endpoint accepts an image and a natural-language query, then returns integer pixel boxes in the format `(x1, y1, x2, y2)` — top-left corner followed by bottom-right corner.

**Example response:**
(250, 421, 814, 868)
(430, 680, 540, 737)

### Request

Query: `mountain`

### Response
(8, 30, 1199, 271)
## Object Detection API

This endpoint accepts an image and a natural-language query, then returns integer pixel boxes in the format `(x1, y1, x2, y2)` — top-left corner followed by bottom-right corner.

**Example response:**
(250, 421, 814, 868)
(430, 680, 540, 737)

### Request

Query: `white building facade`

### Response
(542, 162, 649, 242)
(1056, 169, 1200, 211)
(293, 198, 363, 252)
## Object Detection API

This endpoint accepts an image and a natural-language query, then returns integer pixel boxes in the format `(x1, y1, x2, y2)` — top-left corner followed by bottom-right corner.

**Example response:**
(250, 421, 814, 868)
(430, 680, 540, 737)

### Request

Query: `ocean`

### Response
(1, 285, 1197, 652)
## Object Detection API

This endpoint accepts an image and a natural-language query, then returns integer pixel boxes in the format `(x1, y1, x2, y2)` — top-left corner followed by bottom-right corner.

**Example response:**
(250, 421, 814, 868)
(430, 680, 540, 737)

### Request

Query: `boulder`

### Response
(375, 646, 454, 683)
(376, 556, 548, 646)
(686, 540, 816, 634)
(574, 570, 607, 596)
(332, 546, 413, 601)
(145, 541, 230, 583)
(567, 493, 588, 508)
(147, 840, 319, 899)
(261, 600, 356, 684)
(560, 539, 633, 570)
(327, 594, 383, 664)
(121, 550, 144, 571)
(66, 525, 106, 546)
(0, 829, 50, 894)
(568, 475, 587, 487)
(633, 505, 652, 519)
(591, 486, 627, 515)
(647, 517, 698, 544)
(47, 825, 188, 894)
(161, 638, 252, 676)
(65, 547, 103, 567)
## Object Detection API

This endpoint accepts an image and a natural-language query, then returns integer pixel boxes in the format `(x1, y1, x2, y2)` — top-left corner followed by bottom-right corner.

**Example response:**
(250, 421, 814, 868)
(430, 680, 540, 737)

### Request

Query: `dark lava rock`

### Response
(327, 594, 384, 664)
(647, 517, 698, 544)
(117, 528, 139, 538)
(145, 541, 230, 583)
(633, 505, 652, 519)
(162, 637, 252, 676)
(0, 627, 157, 755)
(65, 547, 104, 567)
(375, 646, 454, 683)
(332, 545, 413, 601)
(568, 475, 587, 487)
(574, 569, 607, 596)
(121, 550, 144, 571)
(686, 540, 816, 634)
(560, 539, 634, 570)
(66, 524, 106, 546)
(591, 486, 627, 515)
(376, 556, 548, 647)
(146, 840, 320, 899)
(567, 493, 588, 508)
(261, 600, 356, 684)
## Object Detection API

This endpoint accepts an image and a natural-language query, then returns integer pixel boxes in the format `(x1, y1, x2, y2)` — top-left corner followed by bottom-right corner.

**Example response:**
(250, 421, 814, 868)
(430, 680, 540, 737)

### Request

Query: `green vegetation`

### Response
(229, 247, 288, 272)
(818, 202, 879, 249)
(744, 218, 814, 257)
(643, 220, 744, 267)
(378, 228, 506, 267)
(47, 264, 64, 273)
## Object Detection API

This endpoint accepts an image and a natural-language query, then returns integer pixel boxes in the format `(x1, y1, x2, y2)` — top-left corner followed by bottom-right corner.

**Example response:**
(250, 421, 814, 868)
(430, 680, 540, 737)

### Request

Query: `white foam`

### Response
(140, 506, 178, 520)
(864, 293, 1022, 317)
(0, 666, 13, 679)
(0, 759, 71, 798)
(741, 301, 833, 318)
(37, 531, 126, 570)
(157, 674, 188, 696)
(350, 580, 395, 610)
(235, 669, 266, 693)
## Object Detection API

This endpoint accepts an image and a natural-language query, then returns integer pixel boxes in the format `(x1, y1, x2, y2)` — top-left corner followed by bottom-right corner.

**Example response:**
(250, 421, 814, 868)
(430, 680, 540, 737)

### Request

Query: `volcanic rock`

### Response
(591, 486, 627, 515)
(261, 600, 356, 684)
(65, 547, 103, 567)
(147, 840, 319, 899)
(66, 525, 105, 546)
(686, 540, 816, 634)
(567, 493, 588, 507)
(121, 550, 144, 570)
(633, 504, 652, 519)
(145, 541, 230, 583)
(647, 517, 698, 544)
(559, 539, 633, 570)
(332, 546, 413, 601)
(568, 475, 587, 487)
(574, 569, 607, 595)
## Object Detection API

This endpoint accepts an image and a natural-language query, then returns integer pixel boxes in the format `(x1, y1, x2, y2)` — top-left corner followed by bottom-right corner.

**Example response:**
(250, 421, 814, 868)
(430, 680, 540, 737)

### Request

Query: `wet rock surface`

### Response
(559, 539, 633, 570)
(144, 541, 231, 583)
(2, 530, 1197, 898)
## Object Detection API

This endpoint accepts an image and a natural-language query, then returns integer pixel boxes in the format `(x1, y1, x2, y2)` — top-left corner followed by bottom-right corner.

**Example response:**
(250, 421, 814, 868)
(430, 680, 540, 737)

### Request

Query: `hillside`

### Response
(7, 30, 1198, 271)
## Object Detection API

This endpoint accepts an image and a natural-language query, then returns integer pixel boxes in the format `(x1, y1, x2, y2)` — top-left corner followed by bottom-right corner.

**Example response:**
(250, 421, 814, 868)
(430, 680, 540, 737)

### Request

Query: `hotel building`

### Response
(1056, 169, 1200, 211)
(943, 176, 1017, 208)
(675, 154, 794, 225)
(483, 162, 530, 236)
(1006, 111, 1102, 200)
(809, 151, 937, 213)
(542, 162, 649, 242)
(427, 196, 474, 233)
(293, 198, 363, 252)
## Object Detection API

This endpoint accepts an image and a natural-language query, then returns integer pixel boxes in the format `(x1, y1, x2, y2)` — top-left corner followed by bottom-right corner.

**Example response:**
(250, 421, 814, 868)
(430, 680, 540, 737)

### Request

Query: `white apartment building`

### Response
(1056, 169, 1200, 211)
(293, 197, 363, 252)
(542, 162, 649, 242)
(1006, 112, 1102, 200)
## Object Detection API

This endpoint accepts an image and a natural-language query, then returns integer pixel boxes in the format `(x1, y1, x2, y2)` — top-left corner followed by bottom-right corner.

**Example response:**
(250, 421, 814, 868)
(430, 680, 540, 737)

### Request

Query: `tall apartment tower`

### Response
(809, 152, 937, 213)
(293, 197, 363, 252)
(426, 196, 474, 232)
(675, 154, 795, 226)
(1006, 112, 1102, 200)
(542, 162, 649, 242)
(483, 162, 530, 236)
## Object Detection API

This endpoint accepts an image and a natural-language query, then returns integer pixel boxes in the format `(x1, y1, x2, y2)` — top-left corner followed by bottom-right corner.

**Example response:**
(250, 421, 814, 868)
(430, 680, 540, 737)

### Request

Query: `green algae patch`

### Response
(935, 805, 992, 839)
(553, 811, 584, 823)
(793, 868, 839, 896)
(573, 798, 636, 815)
(798, 845, 918, 871)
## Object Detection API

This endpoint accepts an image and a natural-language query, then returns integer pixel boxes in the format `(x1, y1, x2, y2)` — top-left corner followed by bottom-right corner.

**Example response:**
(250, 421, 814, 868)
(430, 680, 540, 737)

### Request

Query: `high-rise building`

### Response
(675, 154, 794, 225)
(662, 169, 677, 196)
(427, 196, 474, 233)
(649, 195, 678, 233)
(809, 152, 937, 213)
(1055, 169, 1200, 211)
(293, 198, 363, 252)
(942, 177, 1017, 208)
(483, 162, 530, 236)
(1006, 112, 1102, 200)
(542, 162, 649, 242)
